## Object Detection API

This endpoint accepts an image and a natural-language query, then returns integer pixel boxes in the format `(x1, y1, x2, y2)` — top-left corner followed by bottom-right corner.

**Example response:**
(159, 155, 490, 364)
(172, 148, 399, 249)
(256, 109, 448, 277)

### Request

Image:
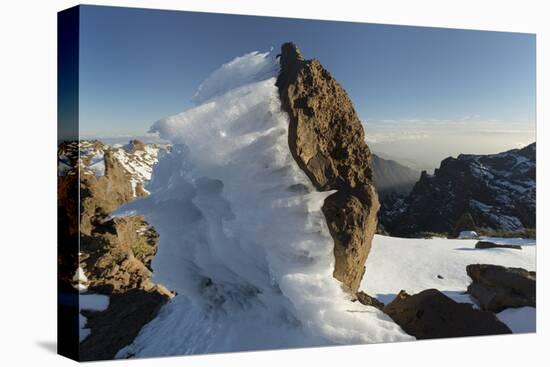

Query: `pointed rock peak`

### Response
(276, 42, 379, 293)
(280, 42, 304, 64)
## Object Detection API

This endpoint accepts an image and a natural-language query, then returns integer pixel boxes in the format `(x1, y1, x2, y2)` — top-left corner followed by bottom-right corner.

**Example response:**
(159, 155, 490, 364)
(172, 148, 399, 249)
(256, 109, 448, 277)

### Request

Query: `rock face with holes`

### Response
(276, 42, 379, 293)
(383, 289, 512, 339)
(466, 264, 536, 312)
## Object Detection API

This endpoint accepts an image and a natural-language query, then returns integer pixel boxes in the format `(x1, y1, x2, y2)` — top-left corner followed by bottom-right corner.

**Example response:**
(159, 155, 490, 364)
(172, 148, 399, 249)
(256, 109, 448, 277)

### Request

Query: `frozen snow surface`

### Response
(361, 235, 536, 331)
(116, 51, 411, 358)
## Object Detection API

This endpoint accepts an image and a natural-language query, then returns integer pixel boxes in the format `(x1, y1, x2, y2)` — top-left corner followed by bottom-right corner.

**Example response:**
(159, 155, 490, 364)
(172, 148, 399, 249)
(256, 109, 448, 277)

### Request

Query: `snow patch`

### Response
(497, 307, 536, 333)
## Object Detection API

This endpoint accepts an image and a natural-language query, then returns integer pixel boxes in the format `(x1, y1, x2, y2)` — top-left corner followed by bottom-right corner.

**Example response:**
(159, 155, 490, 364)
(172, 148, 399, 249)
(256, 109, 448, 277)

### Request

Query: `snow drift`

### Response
(115, 51, 411, 357)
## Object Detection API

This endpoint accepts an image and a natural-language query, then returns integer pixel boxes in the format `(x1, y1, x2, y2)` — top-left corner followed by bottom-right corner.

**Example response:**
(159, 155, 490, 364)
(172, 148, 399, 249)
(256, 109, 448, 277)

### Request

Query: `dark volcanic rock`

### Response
(475, 241, 522, 250)
(277, 42, 379, 293)
(383, 289, 511, 339)
(79, 289, 169, 361)
(466, 264, 535, 312)
(384, 143, 536, 237)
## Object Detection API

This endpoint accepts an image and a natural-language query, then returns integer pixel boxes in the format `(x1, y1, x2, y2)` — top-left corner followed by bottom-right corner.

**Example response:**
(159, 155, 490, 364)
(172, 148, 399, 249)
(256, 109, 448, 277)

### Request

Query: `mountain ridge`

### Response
(381, 143, 536, 237)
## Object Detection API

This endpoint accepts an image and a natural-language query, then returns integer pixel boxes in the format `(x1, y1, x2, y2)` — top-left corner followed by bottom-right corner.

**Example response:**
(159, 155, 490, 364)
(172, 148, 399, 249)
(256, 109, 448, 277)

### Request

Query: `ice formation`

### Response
(115, 51, 411, 357)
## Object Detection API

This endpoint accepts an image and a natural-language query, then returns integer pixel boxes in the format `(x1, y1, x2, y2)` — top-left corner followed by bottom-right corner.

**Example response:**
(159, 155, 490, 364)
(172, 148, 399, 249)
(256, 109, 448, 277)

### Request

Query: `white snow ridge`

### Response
(115, 51, 411, 358)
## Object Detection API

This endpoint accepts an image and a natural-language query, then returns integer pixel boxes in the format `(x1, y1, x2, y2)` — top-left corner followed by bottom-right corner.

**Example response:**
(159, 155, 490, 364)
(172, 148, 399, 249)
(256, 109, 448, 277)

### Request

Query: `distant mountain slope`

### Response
(382, 143, 536, 237)
(372, 154, 420, 198)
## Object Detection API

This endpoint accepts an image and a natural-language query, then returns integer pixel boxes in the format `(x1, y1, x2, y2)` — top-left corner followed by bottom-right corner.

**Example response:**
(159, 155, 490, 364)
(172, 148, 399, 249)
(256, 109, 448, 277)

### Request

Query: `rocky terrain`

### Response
(380, 143, 536, 237)
(58, 139, 172, 360)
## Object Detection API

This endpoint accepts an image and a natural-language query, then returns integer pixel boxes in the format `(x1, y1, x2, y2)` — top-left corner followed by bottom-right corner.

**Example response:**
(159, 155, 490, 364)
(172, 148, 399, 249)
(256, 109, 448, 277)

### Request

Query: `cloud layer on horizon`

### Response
(362, 118, 535, 171)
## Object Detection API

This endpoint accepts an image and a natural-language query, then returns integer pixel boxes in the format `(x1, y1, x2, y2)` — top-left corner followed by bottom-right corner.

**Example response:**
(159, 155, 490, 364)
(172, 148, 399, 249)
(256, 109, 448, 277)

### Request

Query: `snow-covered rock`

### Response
(383, 143, 536, 237)
(115, 49, 412, 358)
(58, 139, 165, 197)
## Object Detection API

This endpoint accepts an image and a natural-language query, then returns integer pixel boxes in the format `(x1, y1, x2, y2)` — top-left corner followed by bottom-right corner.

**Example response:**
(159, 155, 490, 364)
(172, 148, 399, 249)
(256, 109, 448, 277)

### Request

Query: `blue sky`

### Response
(78, 5, 535, 167)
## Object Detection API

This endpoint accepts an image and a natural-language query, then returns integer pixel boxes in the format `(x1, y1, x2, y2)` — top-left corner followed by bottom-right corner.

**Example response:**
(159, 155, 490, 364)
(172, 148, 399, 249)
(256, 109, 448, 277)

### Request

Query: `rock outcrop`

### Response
(277, 42, 379, 293)
(58, 140, 172, 360)
(475, 241, 522, 250)
(381, 143, 536, 238)
(80, 216, 171, 295)
(383, 289, 512, 339)
(355, 291, 385, 310)
(79, 151, 136, 235)
(466, 264, 535, 312)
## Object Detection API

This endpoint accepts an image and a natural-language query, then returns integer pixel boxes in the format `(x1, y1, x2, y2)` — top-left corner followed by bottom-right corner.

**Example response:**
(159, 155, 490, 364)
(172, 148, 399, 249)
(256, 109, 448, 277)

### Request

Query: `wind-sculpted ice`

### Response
(116, 51, 411, 357)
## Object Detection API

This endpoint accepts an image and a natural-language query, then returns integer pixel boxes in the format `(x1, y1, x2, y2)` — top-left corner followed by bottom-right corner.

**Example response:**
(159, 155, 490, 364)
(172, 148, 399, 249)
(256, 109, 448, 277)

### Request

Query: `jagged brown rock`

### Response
(79, 150, 136, 235)
(80, 216, 166, 293)
(383, 289, 512, 339)
(466, 264, 535, 312)
(276, 42, 379, 293)
(355, 291, 385, 310)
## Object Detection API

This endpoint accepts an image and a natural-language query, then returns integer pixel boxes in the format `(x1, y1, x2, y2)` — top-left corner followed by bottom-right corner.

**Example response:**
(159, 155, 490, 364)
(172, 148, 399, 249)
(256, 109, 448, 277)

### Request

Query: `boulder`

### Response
(277, 42, 379, 293)
(466, 264, 535, 312)
(383, 289, 511, 339)
(475, 241, 522, 250)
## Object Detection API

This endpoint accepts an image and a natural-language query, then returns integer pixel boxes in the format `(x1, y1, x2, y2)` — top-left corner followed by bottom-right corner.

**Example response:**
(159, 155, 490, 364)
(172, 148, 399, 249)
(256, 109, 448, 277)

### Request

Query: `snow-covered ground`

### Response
(361, 235, 536, 333)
